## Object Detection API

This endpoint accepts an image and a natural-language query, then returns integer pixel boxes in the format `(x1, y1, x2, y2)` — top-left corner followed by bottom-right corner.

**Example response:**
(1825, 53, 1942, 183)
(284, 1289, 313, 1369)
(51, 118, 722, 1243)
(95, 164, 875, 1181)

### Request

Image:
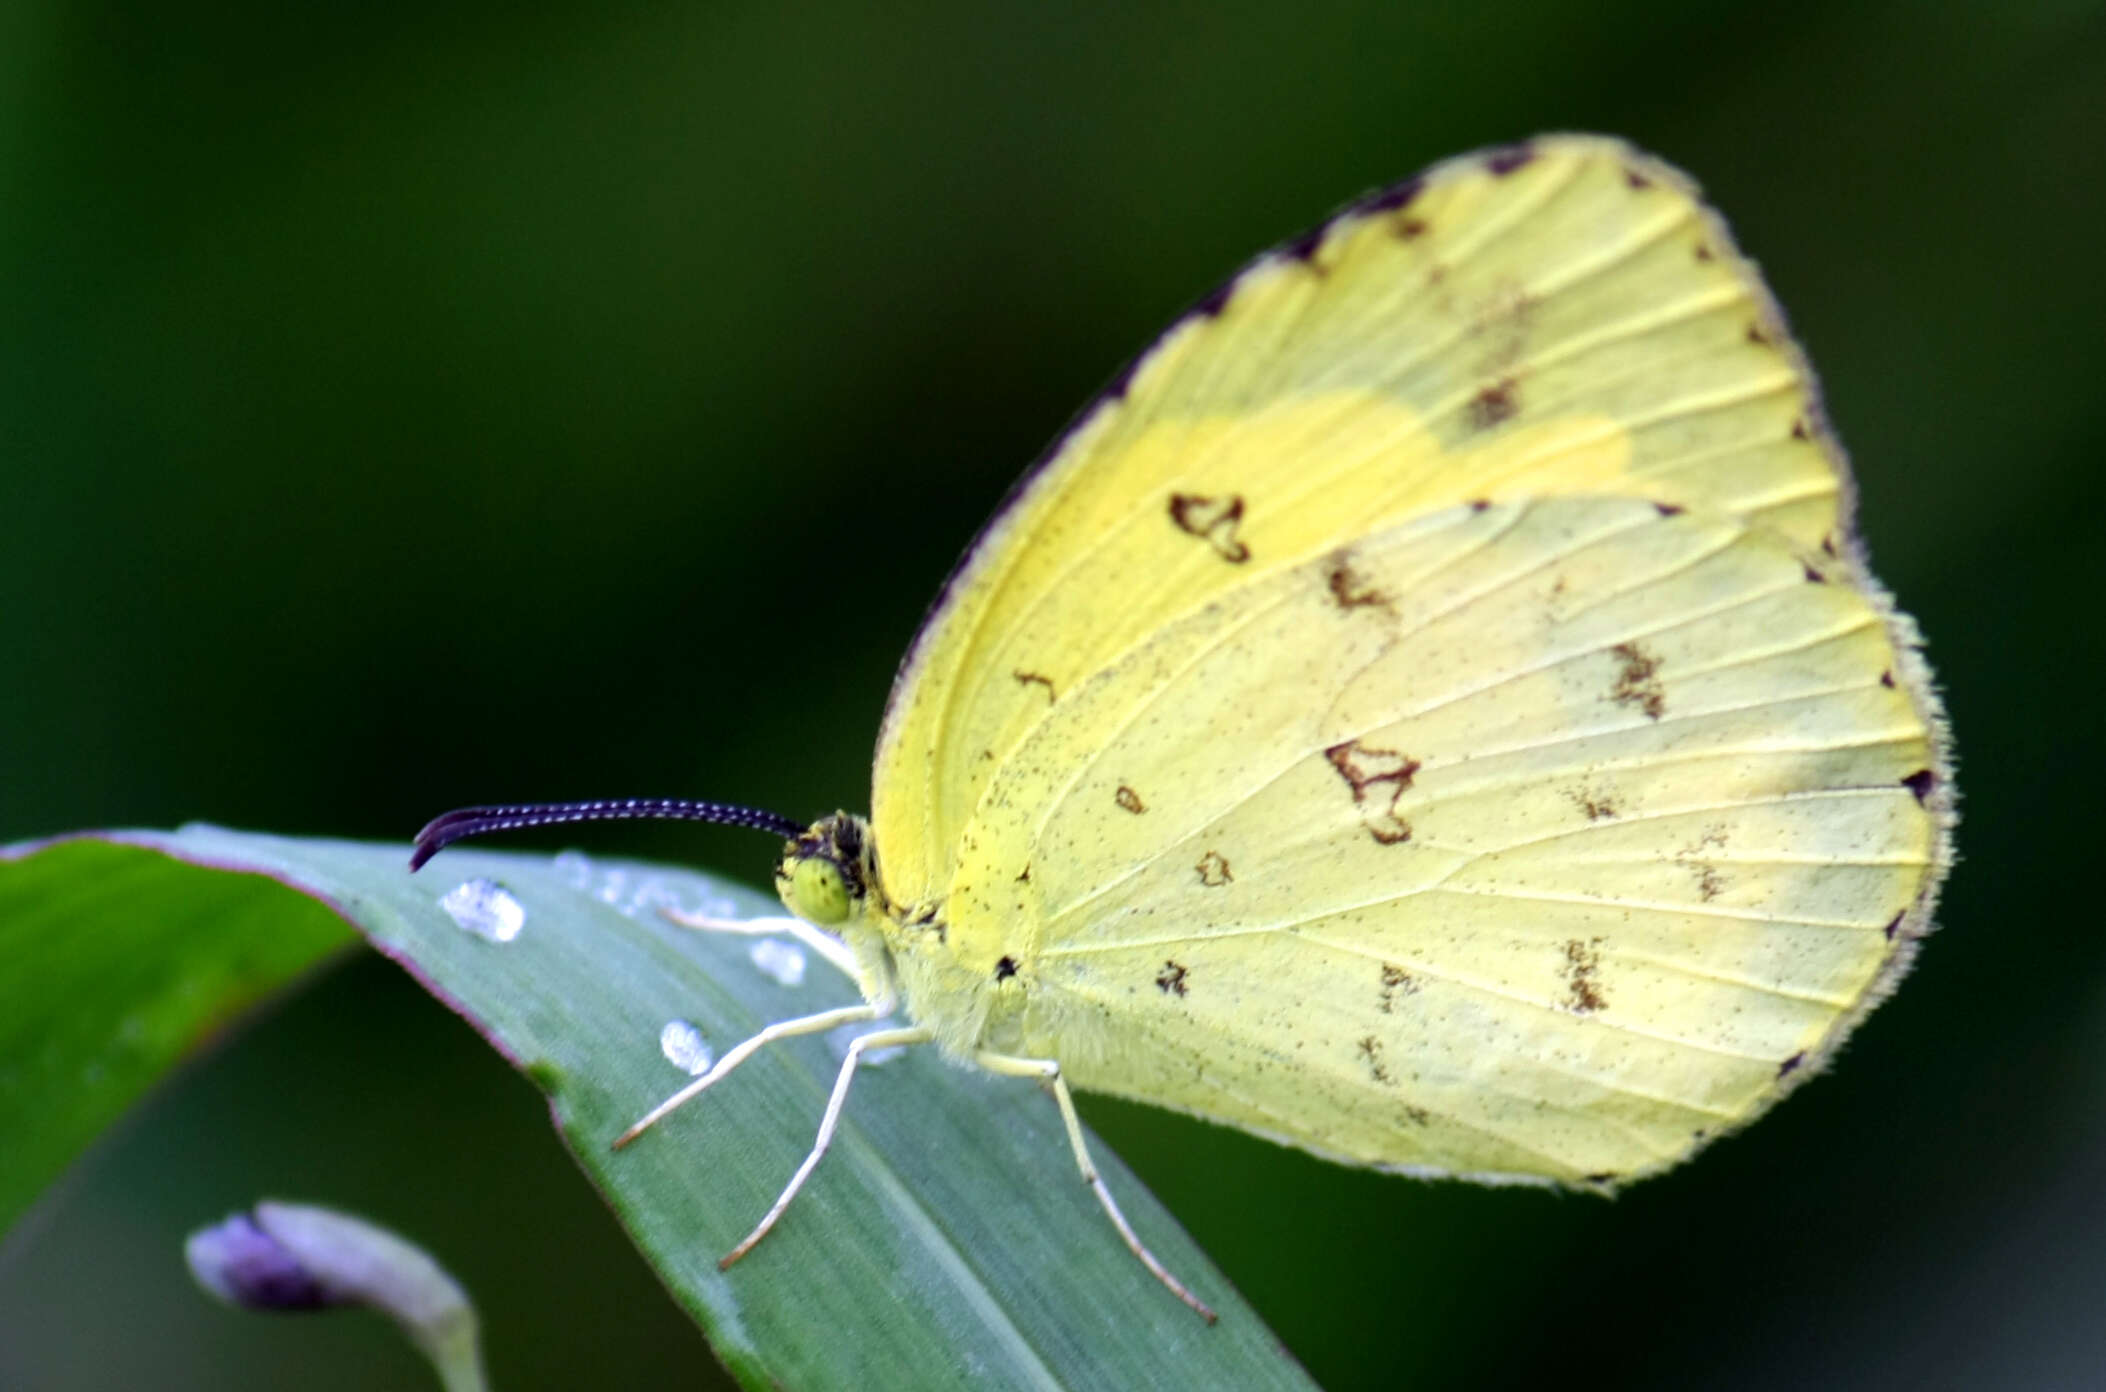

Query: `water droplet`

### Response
(749, 938, 806, 987)
(439, 878, 526, 943)
(658, 1020, 713, 1076)
(826, 1023, 907, 1067)
(624, 874, 711, 919)
(552, 849, 595, 890)
(552, 849, 737, 923)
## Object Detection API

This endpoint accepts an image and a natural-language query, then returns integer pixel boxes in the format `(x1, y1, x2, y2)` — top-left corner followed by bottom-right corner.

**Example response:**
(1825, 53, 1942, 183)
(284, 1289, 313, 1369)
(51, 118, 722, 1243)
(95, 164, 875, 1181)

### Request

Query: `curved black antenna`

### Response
(409, 798, 808, 871)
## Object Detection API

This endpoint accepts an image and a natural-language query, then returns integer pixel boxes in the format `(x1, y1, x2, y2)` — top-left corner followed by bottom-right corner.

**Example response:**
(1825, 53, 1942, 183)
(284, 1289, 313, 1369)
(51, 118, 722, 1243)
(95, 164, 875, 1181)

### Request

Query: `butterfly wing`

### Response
(946, 497, 1948, 1182)
(873, 135, 1853, 908)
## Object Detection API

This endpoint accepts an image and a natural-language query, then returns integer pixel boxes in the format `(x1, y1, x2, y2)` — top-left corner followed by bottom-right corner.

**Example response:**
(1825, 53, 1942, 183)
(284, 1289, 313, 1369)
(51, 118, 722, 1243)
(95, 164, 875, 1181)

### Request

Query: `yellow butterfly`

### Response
(413, 134, 1954, 1322)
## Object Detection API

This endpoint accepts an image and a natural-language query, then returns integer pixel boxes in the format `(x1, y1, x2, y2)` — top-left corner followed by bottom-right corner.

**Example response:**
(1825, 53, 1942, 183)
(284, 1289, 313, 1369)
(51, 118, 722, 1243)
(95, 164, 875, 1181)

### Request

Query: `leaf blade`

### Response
(3, 827, 1316, 1390)
(0, 836, 355, 1231)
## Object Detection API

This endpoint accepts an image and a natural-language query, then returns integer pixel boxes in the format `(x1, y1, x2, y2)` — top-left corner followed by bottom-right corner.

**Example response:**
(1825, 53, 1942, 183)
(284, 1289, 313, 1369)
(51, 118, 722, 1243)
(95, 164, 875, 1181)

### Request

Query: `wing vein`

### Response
(1419, 883, 1887, 929)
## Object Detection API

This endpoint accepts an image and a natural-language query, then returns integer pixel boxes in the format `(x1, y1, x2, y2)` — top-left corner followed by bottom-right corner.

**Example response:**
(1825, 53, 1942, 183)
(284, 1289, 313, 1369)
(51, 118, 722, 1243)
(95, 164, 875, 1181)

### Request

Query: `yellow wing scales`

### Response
(874, 137, 1851, 907)
(863, 135, 1952, 1192)
(936, 498, 1935, 1182)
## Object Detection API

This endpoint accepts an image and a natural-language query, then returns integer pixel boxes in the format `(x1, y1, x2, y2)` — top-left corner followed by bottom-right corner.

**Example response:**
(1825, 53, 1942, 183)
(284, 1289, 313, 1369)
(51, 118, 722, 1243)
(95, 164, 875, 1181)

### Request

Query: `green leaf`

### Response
(3, 827, 1316, 1390)
(0, 835, 355, 1229)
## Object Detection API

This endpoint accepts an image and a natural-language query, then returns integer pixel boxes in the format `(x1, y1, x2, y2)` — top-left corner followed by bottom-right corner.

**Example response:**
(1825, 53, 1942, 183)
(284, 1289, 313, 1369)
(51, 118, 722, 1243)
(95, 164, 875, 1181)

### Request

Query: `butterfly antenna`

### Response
(409, 798, 808, 871)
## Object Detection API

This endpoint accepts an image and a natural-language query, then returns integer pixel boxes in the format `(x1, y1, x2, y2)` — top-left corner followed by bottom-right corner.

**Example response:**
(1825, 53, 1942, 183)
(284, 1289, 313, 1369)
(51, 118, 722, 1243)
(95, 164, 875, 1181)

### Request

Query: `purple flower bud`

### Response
(186, 1212, 336, 1311)
(187, 1202, 487, 1391)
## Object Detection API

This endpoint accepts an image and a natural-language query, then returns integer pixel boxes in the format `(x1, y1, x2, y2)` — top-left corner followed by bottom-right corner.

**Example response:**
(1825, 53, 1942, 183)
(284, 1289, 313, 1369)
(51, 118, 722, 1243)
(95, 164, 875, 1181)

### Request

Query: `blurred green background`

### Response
(2, 2, 2102, 1388)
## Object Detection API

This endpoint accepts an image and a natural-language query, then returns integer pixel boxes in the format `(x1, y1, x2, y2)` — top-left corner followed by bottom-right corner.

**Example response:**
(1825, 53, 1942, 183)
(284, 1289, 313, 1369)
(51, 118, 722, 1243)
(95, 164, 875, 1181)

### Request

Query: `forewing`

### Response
(947, 498, 1948, 1183)
(873, 135, 1850, 905)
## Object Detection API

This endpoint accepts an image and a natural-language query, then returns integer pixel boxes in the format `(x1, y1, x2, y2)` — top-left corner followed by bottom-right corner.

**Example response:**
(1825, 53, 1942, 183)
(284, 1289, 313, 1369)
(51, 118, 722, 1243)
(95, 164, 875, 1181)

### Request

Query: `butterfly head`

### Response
(776, 812, 880, 927)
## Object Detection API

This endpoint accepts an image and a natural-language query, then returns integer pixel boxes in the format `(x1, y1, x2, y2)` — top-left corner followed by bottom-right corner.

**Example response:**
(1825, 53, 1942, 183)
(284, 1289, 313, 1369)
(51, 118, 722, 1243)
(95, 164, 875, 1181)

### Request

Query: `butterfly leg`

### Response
(614, 999, 893, 1148)
(974, 1050, 1218, 1323)
(719, 1024, 936, 1269)
(660, 906, 862, 982)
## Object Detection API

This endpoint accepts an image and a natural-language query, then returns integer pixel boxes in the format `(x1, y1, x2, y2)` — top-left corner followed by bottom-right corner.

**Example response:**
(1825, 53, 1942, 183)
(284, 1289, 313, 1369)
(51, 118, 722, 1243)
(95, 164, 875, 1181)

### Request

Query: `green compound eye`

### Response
(788, 855, 852, 924)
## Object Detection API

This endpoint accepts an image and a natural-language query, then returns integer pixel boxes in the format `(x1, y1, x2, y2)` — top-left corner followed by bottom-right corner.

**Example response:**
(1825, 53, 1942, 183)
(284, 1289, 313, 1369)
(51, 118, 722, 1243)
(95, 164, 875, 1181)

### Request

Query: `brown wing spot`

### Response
(1902, 769, 1937, 804)
(1569, 788, 1618, 821)
(1884, 911, 1904, 941)
(1155, 960, 1189, 996)
(1356, 1035, 1393, 1084)
(1694, 242, 1715, 262)
(1684, 825, 1728, 853)
(1821, 535, 1839, 559)
(1324, 739, 1421, 845)
(1467, 377, 1519, 430)
(1584, 1172, 1619, 1186)
(1012, 669, 1056, 703)
(1115, 784, 1147, 814)
(1804, 564, 1826, 584)
(1395, 215, 1428, 239)
(1168, 492, 1252, 563)
(1284, 225, 1329, 272)
(1624, 167, 1652, 190)
(1791, 418, 1811, 441)
(1014, 861, 1031, 884)
(1469, 283, 1537, 377)
(1880, 670, 1896, 689)
(1403, 1105, 1431, 1125)
(1325, 549, 1392, 611)
(1379, 964, 1418, 1013)
(1610, 641, 1666, 720)
(1195, 850, 1233, 887)
(1777, 1051, 1805, 1079)
(1363, 176, 1425, 215)
(1653, 501, 1686, 517)
(1673, 825, 1728, 902)
(1561, 937, 1607, 1014)
(1192, 280, 1235, 318)
(1746, 323, 1771, 346)
(1485, 143, 1536, 176)
(994, 955, 1019, 982)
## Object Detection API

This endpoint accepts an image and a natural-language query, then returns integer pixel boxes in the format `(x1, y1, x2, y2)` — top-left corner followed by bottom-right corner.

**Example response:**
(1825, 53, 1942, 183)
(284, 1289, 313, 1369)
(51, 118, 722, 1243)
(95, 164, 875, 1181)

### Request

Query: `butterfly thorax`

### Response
(776, 811, 1014, 1059)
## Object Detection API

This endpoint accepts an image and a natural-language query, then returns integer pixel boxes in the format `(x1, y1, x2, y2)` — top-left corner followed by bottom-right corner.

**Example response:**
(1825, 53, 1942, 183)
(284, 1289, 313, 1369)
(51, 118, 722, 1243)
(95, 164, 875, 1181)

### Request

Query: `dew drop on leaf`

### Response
(748, 938, 806, 987)
(551, 849, 595, 890)
(438, 878, 526, 944)
(658, 1019, 713, 1076)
